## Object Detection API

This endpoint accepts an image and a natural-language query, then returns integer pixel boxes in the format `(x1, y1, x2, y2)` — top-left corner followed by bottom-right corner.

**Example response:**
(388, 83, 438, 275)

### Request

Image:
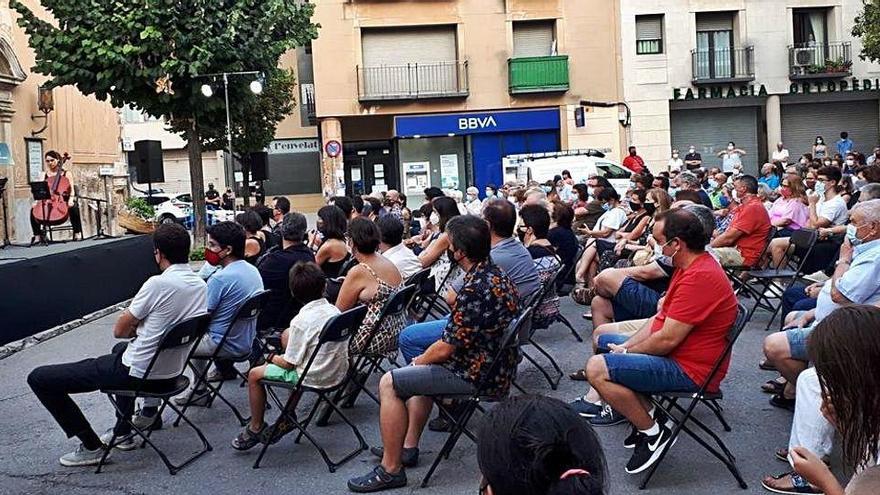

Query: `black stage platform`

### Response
(0, 236, 158, 345)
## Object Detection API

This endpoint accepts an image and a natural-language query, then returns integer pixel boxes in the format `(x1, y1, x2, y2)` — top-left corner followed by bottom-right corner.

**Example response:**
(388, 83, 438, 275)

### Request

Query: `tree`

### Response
(853, 1, 880, 62)
(12, 0, 317, 242)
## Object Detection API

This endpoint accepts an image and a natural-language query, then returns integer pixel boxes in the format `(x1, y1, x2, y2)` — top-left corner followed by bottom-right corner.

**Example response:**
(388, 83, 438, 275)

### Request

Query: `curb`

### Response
(0, 300, 131, 360)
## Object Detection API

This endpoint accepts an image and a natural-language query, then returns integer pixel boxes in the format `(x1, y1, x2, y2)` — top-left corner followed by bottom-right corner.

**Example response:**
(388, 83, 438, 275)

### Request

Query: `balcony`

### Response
(508, 55, 569, 94)
(691, 46, 755, 85)
(789, 42, 852, 80)
(357, 61, 469, 102)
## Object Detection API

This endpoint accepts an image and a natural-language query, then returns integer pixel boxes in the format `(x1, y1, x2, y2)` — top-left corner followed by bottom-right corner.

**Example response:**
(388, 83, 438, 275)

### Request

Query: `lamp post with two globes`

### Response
(195, 71, 264, 195)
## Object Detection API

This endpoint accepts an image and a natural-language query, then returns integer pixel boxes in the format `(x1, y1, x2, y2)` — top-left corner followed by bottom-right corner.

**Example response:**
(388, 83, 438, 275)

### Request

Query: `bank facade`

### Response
(311, 0, 626, 203)
(621, 0, 880, 174)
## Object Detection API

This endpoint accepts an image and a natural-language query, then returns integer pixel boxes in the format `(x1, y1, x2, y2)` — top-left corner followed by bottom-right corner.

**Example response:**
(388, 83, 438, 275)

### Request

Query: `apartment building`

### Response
(311, 0, 624, 203)
(621, 0, 880, 174)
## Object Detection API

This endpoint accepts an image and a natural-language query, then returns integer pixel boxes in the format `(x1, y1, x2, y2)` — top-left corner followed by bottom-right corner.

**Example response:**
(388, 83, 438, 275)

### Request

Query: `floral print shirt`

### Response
(441, 260, 519, 398)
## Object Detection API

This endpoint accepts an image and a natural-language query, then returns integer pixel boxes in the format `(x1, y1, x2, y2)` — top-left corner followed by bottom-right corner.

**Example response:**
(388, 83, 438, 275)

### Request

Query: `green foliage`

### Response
(124, 197, 154, 220)
(853, 1, 880, 62)
(189, 247, 205, 262)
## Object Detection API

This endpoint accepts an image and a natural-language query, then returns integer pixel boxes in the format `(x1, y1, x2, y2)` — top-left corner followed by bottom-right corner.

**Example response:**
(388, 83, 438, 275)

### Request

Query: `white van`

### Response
(502, 149, 633, 198)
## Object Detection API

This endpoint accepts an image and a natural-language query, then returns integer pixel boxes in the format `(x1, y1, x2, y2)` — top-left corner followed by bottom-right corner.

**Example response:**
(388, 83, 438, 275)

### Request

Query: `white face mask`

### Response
(429, 212, 440, 225)
(689, 148, 696, 154)
(727, 145, 734, 151)
(732, 190, 740, 202)
(672, 153, 679, 159)
(846, 159, 855, 166)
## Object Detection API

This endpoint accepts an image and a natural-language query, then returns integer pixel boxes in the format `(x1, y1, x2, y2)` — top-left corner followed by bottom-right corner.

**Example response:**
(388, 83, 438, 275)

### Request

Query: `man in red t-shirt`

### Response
(577, 208, 738, 475)
(711, 175, 771, 267)
(622, 146, 646, 174)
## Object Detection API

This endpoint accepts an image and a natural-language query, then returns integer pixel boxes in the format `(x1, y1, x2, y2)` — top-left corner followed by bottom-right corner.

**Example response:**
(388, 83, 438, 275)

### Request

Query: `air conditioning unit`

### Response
(793, 47, 820, 67)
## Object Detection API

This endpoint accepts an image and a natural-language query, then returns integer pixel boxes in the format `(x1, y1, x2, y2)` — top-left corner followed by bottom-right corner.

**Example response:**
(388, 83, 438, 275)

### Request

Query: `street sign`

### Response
(325, 140, 342, 158)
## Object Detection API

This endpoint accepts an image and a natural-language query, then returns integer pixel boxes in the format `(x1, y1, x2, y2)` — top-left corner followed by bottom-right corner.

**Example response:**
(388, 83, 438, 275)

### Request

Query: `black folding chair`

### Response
(556, 244, 585, 297)
(252, 305, 369, 472)
(519, 270, 566, 390)
(640, 303, 749, 490)
(174, 289, 271, 427)
(402, 267, 436, 322)
(544, 260, 582, 342)
(741, 228, 817, 330)
(97, 313, 212, 475)
(420, 307, 532, 488)
(724, 226, 778, 284)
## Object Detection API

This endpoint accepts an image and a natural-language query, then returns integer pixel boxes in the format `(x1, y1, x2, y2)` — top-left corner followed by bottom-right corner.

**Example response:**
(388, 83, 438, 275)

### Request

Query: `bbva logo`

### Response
(458, 116, 498, 130)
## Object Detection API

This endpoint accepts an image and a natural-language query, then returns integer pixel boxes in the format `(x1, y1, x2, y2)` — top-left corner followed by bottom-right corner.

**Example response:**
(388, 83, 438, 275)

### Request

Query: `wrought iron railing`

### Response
(691, 46, 755, 83)
(788, 42, 852, 79)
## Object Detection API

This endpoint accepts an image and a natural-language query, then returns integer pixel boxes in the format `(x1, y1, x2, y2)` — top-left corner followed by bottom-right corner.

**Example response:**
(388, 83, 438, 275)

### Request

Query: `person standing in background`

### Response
(622, 146, 647, 174)
(684, 145, 702, 171)
(205, 183, 221, 208)
(717, 142, 746, 175)
(222, 187, 235, 210)
(836, 131, 854, 157)
(667, 149, 683, 173)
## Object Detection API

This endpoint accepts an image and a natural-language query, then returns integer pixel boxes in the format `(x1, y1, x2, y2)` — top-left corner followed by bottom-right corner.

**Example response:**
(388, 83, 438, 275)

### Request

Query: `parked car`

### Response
(154, 193, 235, 226)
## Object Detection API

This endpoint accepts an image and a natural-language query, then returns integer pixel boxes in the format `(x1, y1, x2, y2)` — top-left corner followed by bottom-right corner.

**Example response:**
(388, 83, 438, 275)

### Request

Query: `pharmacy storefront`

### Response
(394, 108, 561, 202)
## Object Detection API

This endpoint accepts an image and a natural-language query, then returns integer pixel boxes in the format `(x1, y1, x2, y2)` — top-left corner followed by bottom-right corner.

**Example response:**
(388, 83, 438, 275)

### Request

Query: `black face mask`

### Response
(630, 202, 643, 211)
(644, 203, 656, 216)
(516, 227, 527, 243)
(446, 248, 458, 264)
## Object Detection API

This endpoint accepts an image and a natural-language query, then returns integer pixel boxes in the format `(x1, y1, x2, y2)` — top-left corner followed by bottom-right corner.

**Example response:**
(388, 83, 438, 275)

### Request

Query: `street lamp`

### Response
(195, 71, 265, 197)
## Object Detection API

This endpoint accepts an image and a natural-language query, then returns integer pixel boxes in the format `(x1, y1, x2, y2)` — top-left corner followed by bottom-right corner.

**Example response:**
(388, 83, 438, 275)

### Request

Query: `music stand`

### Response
(80, 196, 116, 240)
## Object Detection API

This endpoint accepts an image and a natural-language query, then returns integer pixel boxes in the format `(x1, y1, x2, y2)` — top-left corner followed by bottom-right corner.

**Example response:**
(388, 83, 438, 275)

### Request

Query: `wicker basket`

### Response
(118, 211, 156, 234)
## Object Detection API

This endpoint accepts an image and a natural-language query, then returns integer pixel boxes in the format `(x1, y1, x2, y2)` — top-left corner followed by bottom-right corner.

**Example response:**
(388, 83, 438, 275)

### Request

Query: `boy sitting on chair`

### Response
(232, 261, 343, 450)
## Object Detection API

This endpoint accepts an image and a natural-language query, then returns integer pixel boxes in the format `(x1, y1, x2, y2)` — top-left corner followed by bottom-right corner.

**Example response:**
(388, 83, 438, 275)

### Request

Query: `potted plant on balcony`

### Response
(823, 58, 852, 74)
(117, 197, 157, 234)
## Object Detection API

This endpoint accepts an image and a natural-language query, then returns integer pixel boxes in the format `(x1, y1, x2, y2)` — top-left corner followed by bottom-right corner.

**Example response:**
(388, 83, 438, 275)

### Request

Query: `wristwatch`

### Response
(836, 259, 851, 267)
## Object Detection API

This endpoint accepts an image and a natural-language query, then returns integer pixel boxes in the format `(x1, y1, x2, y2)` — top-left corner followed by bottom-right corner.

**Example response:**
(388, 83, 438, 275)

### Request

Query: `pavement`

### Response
(0, 294, 813, 495)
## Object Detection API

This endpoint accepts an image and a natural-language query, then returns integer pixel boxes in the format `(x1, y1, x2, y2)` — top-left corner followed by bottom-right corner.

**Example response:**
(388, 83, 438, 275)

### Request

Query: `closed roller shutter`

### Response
(696, 12, 734, 32)
(670, 106, 760, 174)
(781, 100, 879, 159)
(513, 21, 555, 58)
(362, 26, 456, 66)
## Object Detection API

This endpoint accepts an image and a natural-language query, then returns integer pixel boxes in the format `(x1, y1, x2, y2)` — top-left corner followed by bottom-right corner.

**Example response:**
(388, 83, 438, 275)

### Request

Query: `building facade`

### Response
(621, 0, 880, 174)
(0, 1, 124, 243)
(311, 0, 625, 204)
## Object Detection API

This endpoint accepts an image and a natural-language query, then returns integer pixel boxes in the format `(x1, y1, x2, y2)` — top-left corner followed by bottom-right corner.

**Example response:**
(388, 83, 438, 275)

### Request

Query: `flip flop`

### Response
(569, 369, 588, 381)
(762, 378, 786, 394)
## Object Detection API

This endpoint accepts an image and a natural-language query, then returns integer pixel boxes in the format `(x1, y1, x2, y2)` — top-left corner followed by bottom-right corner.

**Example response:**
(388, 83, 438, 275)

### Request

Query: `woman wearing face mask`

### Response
(716, 141, 746, 175)
(519, 205, 562, 329)
(417, 196, 461, 292)
(572, 188, 627, 306)
(812, 136, 828, 159)
(768, 176, 809, 238)
(313, 205, 351, 278)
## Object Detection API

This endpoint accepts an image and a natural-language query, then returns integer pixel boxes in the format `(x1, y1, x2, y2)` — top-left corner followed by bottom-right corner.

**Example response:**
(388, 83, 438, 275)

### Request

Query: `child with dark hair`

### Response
(232, 261, 342, 451)
(478, 395, 607, 495)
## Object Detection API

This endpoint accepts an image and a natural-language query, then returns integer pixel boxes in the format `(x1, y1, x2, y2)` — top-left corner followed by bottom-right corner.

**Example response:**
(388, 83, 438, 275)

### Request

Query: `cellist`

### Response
(30, 150, 82, 244)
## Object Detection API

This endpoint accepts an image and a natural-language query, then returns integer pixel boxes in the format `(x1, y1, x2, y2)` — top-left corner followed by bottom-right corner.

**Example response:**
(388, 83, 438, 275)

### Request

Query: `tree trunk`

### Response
(241, 156, 251, 208)
(185, 116, 207, 245)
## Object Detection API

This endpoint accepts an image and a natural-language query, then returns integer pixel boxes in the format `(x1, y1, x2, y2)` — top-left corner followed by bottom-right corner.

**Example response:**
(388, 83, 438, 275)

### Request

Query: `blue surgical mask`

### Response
(814, 181, 826, 196)
(846, 224, 864, 246)
(601, 203, 611, 212)
(668, 186, 679, 197)
(708, 179, 719, 189)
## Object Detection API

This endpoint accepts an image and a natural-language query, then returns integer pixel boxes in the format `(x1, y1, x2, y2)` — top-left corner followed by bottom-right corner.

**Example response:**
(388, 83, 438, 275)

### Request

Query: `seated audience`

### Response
(414, 196, 461, 292)
(710, 175, 771, 268)
(254, 204, 280, 252)
(270, 196, 291, 237)
(572, 208, 738, 474)
(257, 212, 314, 332)
(519, 204, 561, 328)
(347, 215, 519, 492)
(236, 209, 266, 265)
(314, 205, 351, 278)
(759, 162, 781, 190)
(377, 215, 421, 280)
(478, 395, 607, 495)
(573, 188, 628, 302)
(232, 261, 343, 450)
(175, 221, 264, 405)
(336, 217, 404, 358)
(27, 224, 207, 466)
(769, 176, 810, 238)
(678, 171, 714, 210)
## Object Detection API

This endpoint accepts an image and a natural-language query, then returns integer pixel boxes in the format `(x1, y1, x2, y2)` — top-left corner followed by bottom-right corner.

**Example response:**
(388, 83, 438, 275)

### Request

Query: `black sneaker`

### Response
(588, 404, 628, 427)
(625, 422, 675, 474)
(624, 408, 669, 449)
(347, 465, 407, 493)
(370, 446, 419, 468)
(569, 397, 603, 418)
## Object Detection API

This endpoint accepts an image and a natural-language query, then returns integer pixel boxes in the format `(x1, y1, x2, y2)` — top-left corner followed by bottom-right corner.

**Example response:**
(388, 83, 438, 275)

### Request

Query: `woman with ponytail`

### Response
(478, 395, 607, 495)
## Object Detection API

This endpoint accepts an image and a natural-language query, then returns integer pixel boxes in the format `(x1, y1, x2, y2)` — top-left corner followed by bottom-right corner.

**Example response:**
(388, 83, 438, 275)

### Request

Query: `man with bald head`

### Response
(385, 189, 404, 223)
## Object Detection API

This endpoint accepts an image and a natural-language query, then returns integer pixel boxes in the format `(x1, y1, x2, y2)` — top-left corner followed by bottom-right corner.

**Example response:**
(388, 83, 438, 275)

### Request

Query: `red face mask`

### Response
(780, 187, 793, 199)
(205, 247, 225, 266)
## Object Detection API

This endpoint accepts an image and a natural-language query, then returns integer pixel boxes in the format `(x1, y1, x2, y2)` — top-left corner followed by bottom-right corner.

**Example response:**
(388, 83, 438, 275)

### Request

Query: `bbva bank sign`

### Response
(395, 108, 560, 138)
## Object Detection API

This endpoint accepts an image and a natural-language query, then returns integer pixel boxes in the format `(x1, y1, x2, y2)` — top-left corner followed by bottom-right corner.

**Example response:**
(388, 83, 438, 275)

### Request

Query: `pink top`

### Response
(769, 198, 809, 230)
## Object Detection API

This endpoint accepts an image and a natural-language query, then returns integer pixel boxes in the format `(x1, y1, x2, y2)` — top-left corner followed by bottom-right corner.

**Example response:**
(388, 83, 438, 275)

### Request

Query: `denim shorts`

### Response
(596, 334, 698, 393)
(611, 277, 661, 322)
(786, 326, 814, 361)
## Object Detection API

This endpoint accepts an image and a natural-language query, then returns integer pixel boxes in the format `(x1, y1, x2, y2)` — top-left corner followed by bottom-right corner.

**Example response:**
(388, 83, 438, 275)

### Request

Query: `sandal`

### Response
(760, 359, 778, 372)
(572, 286, 596, 306)
(231, 423, 266, 451)
(762, 377, 787, 394)
(760, 471, 823, 494)
(569, 369, 588, 381)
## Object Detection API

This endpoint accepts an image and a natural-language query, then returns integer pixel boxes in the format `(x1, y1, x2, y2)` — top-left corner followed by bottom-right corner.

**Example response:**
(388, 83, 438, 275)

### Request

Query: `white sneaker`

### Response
(100, 429, 138, 451)
(59, 443, 109, 467)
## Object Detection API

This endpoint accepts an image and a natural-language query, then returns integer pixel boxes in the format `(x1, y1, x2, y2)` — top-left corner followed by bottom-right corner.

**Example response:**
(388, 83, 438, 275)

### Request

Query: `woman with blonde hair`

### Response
(768, 175, 809, 238)
(646, 188, 672, 217)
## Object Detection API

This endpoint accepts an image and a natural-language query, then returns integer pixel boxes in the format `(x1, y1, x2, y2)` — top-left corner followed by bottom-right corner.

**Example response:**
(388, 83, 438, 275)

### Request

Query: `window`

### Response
(596, 162, 630, 180)
(121, 104, 160, 124)
(635, 15, 663, 55)
(793, 8, 828, 46)
(512, 20, 556, 58)
(695, 12, 735, 79)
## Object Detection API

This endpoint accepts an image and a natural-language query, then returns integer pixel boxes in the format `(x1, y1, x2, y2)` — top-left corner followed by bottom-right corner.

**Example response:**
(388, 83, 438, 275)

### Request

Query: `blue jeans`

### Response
(399, 317, 448, 364)
(786, 326, 813, 361)
(782, 283, 818, 319)
(611, 277, 661, 322)
(596, 334, 698, 393)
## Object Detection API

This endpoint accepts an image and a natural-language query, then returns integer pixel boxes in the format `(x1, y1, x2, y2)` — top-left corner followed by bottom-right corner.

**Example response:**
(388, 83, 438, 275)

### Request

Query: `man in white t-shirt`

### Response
(377, 215, 422, 280)
(771, 142, 790, 170)
(667, 149, 684, 172)
(27, 224, 207, 467)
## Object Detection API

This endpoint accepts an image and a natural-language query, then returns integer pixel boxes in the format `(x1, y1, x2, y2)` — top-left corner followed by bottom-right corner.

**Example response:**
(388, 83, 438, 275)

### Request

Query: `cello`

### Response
(31, 152, 72, 226)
